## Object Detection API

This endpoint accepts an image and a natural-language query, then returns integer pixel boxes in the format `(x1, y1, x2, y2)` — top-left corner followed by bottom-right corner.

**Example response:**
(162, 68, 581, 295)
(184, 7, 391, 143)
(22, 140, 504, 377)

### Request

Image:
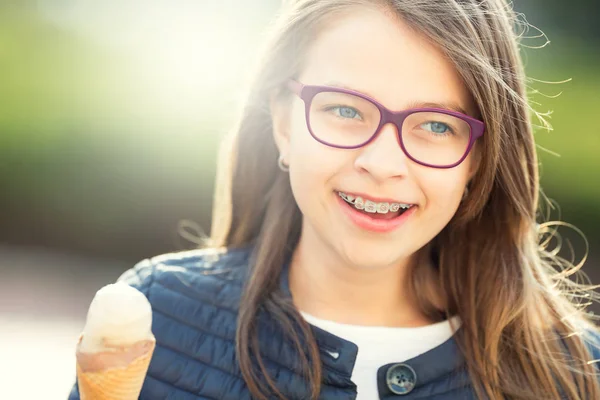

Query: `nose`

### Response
(353, 122, 410, 182)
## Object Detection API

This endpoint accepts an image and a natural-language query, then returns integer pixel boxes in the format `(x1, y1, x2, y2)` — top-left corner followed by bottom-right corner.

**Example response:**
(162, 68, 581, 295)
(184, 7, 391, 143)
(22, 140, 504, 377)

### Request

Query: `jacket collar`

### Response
(278, 255, 359, 378)
(278, 254, 470, 395)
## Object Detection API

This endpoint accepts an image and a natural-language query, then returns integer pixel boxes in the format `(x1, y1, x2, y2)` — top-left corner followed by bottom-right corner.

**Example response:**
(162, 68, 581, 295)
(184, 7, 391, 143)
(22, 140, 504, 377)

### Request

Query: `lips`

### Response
(335, 191, 416, 233)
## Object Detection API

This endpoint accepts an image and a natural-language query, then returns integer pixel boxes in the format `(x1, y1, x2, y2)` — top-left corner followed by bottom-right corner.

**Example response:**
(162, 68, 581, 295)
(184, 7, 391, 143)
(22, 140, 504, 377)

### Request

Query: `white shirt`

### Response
(300, 311, 461, 400)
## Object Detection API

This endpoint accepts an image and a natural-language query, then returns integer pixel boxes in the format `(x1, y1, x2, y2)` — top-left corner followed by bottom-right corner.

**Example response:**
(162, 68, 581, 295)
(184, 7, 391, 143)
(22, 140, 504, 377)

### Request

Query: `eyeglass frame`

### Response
(286, 79, 485, 169)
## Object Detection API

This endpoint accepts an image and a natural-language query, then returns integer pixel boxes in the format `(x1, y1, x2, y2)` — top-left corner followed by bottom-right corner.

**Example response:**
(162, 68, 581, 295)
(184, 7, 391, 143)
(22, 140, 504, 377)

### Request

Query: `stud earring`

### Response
(277, 154, 289, 172)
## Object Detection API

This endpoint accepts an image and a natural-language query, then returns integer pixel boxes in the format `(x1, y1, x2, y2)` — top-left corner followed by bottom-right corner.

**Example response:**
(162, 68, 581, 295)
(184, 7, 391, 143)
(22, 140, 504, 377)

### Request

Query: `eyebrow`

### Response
(406, 101, 469, 116)
(323, 81, 470, 116)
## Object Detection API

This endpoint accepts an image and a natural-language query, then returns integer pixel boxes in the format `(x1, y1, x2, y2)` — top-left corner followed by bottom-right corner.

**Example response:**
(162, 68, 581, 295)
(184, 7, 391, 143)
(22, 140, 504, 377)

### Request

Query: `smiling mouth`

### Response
(336, 191, 415, 220)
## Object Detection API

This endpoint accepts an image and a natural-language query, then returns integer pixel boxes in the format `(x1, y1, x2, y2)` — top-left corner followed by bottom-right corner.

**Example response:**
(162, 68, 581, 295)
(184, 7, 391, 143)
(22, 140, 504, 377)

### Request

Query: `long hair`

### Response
(208, 0, 600, 398)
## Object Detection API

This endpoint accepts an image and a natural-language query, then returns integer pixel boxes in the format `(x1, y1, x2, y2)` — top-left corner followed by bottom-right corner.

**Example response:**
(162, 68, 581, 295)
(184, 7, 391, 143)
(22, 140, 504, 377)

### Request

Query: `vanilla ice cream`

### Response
(79, 282, 153, 354)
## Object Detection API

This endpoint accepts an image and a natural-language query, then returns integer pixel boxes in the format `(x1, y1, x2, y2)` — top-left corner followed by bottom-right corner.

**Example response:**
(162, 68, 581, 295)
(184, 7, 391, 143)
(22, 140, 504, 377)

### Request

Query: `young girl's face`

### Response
(273, 7, 479, 269)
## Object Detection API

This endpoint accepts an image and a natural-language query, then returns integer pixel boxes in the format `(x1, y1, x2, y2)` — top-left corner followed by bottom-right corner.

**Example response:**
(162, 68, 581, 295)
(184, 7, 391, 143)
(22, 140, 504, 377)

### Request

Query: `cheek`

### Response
(286, 110, 343, 212)
(288, 101, 351, 181)
(418, 170, 467, 217)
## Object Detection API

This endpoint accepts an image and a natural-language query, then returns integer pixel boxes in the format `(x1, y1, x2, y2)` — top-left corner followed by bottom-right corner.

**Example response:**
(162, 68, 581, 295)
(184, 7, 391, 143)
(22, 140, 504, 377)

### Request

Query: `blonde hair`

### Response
(208, 0, 600, 398)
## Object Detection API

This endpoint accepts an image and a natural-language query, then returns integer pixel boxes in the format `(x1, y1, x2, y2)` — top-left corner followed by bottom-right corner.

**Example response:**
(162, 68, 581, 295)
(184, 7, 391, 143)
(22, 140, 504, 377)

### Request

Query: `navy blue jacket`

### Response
(68, 246, 600, 399)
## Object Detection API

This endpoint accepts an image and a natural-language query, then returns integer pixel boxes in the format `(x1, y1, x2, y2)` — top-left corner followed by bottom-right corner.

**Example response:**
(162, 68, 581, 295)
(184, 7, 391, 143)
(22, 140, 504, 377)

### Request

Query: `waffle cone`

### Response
(76, 335, 155, 400)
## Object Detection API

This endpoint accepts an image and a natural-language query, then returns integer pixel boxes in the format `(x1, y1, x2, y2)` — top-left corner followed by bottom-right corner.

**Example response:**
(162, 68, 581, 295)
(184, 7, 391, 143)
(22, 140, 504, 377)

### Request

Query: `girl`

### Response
(70, 0, 600, 399)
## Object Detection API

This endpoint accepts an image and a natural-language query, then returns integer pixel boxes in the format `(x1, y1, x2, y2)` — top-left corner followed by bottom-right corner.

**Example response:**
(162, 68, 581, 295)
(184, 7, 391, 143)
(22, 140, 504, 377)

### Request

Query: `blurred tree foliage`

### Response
(517, 0, 600, 41)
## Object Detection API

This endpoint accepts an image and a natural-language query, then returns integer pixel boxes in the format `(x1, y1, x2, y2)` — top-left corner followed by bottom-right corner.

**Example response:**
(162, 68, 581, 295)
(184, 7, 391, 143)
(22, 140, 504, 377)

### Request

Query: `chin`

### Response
(334, 239, 416, 270)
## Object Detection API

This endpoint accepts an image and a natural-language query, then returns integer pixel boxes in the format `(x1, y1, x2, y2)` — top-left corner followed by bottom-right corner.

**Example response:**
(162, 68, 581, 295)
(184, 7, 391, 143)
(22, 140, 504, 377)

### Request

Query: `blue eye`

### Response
(331, 106, 361, 120)
(421, 121, 451, 135)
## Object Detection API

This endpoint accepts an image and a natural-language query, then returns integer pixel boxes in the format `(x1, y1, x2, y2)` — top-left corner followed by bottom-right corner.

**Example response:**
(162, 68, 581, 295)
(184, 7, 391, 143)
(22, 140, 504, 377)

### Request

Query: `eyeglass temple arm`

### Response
(286, 80, 303, 95)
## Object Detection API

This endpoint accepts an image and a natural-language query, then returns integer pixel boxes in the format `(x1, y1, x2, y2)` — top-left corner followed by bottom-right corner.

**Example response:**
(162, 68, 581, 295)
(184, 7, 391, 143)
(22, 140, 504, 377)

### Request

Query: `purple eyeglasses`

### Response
(286, 80, 485, 169)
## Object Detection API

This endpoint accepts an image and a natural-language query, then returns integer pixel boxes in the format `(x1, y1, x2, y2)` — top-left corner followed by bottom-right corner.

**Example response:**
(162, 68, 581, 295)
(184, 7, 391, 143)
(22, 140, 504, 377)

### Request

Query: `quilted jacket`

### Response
(68, 245, 600, 399)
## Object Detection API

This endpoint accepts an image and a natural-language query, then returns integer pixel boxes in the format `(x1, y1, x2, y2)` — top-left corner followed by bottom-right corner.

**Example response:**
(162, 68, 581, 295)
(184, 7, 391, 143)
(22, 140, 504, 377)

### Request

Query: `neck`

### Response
(288, 229, 435, 328)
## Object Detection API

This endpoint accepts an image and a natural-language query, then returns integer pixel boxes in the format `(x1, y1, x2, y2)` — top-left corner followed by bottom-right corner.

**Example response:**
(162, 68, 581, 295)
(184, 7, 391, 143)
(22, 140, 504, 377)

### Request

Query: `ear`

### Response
(269, 90, 292, 158)
(467, 144, 482, 181)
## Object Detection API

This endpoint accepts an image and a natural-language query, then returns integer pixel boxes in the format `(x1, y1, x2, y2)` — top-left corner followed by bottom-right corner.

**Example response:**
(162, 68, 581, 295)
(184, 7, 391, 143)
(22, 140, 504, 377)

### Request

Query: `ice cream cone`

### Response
(76, 334, 156, 400)
(75, 282, 155, 399)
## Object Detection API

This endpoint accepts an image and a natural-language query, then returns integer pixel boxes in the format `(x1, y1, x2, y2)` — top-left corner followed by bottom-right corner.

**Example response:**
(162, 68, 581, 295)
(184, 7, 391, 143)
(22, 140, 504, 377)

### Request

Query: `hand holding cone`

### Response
(76, 283, 155, 399)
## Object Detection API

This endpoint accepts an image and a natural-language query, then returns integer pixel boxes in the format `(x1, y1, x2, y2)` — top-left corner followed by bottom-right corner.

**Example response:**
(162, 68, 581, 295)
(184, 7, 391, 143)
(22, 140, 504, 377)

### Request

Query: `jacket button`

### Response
(386, 363, 416, 395)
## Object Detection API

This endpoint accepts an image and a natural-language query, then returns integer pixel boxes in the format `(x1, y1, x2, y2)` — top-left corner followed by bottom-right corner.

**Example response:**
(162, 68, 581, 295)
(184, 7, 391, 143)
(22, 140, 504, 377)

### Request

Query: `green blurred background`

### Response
(0, 1, 598, 398)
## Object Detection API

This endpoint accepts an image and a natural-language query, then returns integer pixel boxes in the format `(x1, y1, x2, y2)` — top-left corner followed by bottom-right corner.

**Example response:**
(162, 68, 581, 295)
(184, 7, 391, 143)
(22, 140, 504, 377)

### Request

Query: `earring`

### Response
(277, 154, 289, 172)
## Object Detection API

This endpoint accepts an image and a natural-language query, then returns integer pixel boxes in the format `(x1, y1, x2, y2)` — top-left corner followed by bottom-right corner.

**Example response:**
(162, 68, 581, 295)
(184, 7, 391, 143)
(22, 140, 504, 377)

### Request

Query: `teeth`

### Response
(338, 192, 412, 214)
(354, 197, 365, 210)
(364, 200, 377, 213)
(376, 202, 390, 214)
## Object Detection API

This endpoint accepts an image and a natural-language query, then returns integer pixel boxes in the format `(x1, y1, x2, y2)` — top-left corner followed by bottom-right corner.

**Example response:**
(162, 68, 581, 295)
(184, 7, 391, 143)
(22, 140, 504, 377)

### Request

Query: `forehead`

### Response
(299, 7, 475, 115)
